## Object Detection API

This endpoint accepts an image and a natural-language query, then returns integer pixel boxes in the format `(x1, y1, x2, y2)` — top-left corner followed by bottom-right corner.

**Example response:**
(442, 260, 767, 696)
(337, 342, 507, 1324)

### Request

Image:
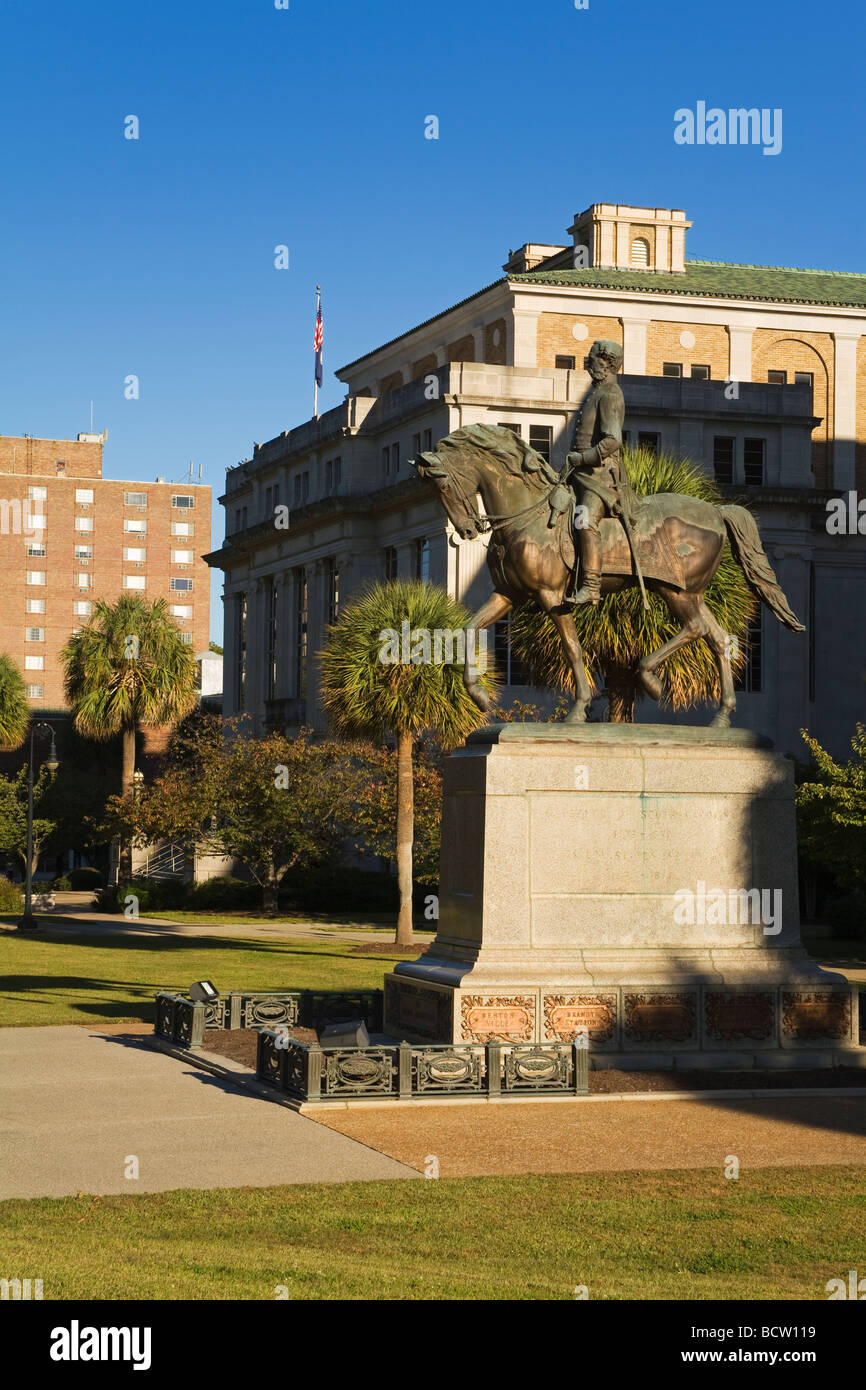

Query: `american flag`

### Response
(314, 293, 323, 388)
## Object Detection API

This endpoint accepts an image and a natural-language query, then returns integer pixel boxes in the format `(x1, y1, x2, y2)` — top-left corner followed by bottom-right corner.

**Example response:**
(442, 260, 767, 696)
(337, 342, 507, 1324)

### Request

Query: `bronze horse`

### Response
(413, 423, 804, 726)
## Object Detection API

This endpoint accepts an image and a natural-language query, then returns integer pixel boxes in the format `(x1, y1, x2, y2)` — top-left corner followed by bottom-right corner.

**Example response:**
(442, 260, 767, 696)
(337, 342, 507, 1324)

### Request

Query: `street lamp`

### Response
(16, 722, 59, 932)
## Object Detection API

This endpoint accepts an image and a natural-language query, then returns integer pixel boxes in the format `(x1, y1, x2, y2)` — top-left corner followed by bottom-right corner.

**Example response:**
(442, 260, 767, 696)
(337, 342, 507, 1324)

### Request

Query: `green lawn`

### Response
(0, 929, 403, 1028)
(1, 1167, 863, 1300)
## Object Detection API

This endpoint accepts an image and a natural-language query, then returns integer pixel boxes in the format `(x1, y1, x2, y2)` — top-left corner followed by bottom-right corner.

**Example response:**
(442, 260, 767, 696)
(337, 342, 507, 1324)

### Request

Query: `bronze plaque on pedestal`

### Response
(624, 992, 697, 1045)
(704, 991, 775, 1043)
(461, 996, 535, 1043)
(782, 991, 851, 1042)
(543, 994, 617, 1045)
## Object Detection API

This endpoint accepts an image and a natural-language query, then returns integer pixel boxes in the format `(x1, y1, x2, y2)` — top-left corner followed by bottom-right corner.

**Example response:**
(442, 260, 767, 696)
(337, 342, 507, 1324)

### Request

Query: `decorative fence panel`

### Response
(155, 988, 383, 1048)
(256, 1031, 589, 1103)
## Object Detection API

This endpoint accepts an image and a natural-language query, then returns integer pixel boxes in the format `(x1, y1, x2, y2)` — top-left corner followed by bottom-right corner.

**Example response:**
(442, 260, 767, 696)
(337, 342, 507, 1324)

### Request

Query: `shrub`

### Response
(51, 876, 72, 891)
(189, 876, 258, 910)
(68, 866, 103, 890)
(0, 875, 22, 912)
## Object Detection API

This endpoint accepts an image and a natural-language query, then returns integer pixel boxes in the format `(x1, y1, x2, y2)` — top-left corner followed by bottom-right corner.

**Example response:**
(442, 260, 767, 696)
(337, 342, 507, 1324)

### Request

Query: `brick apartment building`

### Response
(0, 432, 211, 710)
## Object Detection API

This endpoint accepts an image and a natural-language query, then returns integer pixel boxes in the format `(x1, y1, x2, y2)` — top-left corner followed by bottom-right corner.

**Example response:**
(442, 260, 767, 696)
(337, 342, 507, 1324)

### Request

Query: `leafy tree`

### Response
(344, 739, 445, 884)
(61, 596, 198, 798)
(114, 722, 360, 913)
(510, 447, 754, 722)
(0, 654, 30, 750)
(0, 766, 58, 878)
(320, 580, 496, 944)
(797, 725, 866, 891)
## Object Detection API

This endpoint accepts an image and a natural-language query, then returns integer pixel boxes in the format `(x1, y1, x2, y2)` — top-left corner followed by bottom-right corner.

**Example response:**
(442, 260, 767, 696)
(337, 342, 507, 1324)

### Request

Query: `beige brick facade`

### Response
(753, 330, 834, 488)
(536, 313, 622, 367)
(645, 320, 729, 380)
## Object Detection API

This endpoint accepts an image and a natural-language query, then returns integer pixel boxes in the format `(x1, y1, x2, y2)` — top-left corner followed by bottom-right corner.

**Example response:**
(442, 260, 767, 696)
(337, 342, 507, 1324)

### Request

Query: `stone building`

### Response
(206, 201, 866, 758)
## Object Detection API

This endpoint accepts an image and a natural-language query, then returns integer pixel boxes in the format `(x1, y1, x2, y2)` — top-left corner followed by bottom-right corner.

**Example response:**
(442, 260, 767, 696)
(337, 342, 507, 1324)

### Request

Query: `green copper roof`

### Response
(509, 259, 866, 309)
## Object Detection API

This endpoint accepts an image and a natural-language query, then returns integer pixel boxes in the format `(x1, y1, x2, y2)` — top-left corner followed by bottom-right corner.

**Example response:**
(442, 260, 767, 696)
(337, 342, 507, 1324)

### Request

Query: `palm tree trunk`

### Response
(395, 730, 414, 946)
(119, 727, 136, 879)
(607, 676, 636, 723)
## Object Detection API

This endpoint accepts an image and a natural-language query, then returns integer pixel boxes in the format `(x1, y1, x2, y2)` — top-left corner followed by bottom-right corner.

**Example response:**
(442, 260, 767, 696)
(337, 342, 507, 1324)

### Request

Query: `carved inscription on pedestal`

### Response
(624, 992, 697, 1045)
(704, 991, 775, 1043)
(781, 991, 851, 1042)
(461, 995, 535, 1043)
(384, 978, 451, 1040)
(543, 994, 617, 1045)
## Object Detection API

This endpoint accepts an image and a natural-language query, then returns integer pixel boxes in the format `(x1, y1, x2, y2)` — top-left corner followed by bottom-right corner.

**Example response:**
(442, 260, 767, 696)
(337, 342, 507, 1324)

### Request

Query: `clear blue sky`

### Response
(2, 0, 863, 642)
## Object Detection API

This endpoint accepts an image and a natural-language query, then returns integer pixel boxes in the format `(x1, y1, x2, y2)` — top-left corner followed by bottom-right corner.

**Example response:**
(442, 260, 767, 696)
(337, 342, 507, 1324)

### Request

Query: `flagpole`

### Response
(313, 285, 321, 418)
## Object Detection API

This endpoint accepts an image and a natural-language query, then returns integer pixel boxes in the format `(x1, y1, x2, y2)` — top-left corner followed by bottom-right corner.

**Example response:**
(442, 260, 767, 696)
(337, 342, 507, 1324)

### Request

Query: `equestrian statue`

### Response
(412, 339, 804, 727)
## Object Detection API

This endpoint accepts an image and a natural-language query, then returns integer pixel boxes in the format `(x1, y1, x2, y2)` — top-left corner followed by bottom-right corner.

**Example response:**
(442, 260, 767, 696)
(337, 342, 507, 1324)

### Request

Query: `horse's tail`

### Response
(720, 504, 805, 632)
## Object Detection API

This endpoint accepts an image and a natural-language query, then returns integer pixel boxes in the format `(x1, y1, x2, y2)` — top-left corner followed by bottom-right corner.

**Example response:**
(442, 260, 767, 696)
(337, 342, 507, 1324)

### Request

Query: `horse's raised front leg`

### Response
(545, 599, 592, 723)
(463, 592, 512, 711)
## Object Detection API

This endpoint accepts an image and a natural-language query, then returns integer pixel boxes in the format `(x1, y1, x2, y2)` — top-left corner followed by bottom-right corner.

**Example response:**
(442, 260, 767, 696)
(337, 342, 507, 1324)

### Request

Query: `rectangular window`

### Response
(74, 545, 92, 561)
(29, 515, 47, 530)
(383, 446, 391, 477)
(76, 573, 92, 589)
(123, 547, 147, 562)
(743, 438, 765, 486)
(27, 543, 46, 557)
(412, 433, 421, 460)
(179, 631, 193, 645)
(637, 432, 660, 453)
(555, 354, 576, 370)
(171, 521, 194, 537)
(529, 425, 553, 463)
(415, 538, 430, 583)
(326, 558, 340, 625)
(494, 614, 534, 686)
(423, 429, 432, 451)
(75, 488, 94, 504)
(690, 364, 711, 380)
(295, 568, 308, 700)
(662, 362, 683, 377)
(28, 486, 47, 502)
(75, 516, 93, 531)
(73, 600, 92, 616)
(124, 575, 146, 590)
(768, 370, 787, 385)
(27, 684, 43, 698)
(713, 437, 735, 486)
(124, 491, 147, 506)
(26, 628, 45, 642)
(794, 371, 814, 388)
(170, 604, 193, 619)
(124, 519, 146, 534)
(383, 546, 398, 582)
(171, 549, 194, 564)
(26, 599, 46, 614)
(294, 474, 301, 504)
(25, 655, 44, 670)
(735, 612, 763, 693)
(171, 577, 193, 591)
(26, 571, 46, 585)
(391, 442, 400, 474)
(497, 422, 522, 436)
(172, 494, 194, 509)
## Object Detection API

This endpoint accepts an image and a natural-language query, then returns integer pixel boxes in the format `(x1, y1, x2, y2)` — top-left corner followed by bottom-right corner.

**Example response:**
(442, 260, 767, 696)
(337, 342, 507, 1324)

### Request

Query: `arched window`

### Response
(630, 236, 650, 268)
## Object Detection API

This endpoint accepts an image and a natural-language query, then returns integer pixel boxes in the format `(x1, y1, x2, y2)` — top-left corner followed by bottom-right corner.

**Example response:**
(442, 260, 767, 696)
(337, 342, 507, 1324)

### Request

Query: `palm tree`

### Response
(61, 595, 198, 798)
(511, 447, 755, 721)
(0, 654, 30, 749)
(320, 579, 497, 944)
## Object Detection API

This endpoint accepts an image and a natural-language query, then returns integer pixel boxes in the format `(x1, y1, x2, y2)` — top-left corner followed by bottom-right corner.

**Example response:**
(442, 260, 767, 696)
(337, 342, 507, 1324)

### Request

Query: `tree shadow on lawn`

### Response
(1, 929, 409, 964)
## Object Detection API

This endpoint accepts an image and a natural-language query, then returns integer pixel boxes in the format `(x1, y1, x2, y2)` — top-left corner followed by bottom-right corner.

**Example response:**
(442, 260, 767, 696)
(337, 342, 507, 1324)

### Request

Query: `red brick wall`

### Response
(0, 473, 211, 709)
(0, 435, 103, 479)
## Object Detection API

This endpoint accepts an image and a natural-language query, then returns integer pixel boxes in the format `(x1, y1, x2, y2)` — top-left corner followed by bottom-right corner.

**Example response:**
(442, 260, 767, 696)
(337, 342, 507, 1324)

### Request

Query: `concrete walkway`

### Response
(0, 1026, 418, 1199)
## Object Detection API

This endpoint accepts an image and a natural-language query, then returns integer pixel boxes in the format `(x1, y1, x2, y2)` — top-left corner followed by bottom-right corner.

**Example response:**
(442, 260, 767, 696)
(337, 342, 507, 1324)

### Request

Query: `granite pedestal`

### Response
(385, 723, 862, 1069)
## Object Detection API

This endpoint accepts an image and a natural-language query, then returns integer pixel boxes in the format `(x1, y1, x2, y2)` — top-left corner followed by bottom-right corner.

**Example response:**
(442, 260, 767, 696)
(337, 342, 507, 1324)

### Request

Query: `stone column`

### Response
(222, 588, 240, 716)
(512, 309, 538, 368)
(621, 317, 648, 375)
(832, 332, 861, 491)
(727, 325, 754, 387)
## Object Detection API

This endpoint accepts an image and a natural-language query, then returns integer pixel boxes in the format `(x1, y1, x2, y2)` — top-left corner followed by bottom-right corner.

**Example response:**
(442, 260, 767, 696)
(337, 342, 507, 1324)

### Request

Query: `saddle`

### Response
(557, 497, 686, 590)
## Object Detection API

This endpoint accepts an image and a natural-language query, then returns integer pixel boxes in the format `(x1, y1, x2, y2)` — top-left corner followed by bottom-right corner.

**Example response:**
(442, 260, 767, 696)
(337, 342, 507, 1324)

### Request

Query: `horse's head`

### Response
(413, 450, 481, 539)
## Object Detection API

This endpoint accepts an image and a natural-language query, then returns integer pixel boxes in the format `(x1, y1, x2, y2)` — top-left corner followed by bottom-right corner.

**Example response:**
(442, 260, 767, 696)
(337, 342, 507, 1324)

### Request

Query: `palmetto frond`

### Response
(512, 447, 755, 711)
(320, 580, 496, 747)
(61, 595, 198, 740)
(0, 654, 30, 750)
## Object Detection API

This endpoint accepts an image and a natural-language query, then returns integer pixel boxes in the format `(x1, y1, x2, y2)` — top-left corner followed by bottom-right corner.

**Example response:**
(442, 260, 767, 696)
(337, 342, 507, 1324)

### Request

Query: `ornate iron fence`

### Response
(154, 988, 383, 1050)
(256, 1031, 589, 1103)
